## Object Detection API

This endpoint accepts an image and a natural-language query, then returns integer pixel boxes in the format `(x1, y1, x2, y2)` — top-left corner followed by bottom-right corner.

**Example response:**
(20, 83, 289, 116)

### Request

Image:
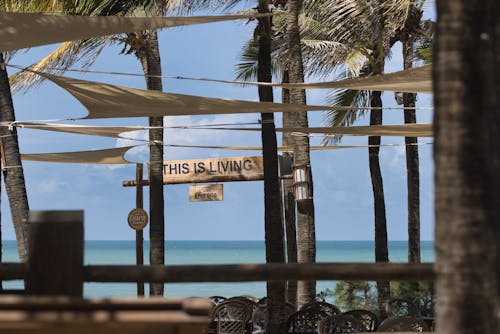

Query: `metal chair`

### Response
(343, 309, 378, 331)
(300, 301, 341, 316)
(319, 314, 364, 333)
(226, 296, 259, 313)
(377, 316, 430, 332)
(286, 308, 329, 333)
(210, 299, 253, 334)
(252, 302, 296, 332)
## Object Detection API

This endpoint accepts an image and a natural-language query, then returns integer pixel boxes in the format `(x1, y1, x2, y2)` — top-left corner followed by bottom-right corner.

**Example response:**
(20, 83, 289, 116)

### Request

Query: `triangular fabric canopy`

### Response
(20, 142, 432, 164)
(185, 65, 431, 93)
(21, 146, 133, 164)
(14, 122, 433, 138)
(41, 73, 334, 119)
(193, 123, 433, 137)
(17, 122, 145, 138)
(166, 143, 430, 152)
(280, 65, 432, 93)
(0, 12, 269, 52)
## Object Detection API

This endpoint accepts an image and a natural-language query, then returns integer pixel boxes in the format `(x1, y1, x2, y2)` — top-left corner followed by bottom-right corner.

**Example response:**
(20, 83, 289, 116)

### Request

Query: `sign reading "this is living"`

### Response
(156, 156, 264, 184)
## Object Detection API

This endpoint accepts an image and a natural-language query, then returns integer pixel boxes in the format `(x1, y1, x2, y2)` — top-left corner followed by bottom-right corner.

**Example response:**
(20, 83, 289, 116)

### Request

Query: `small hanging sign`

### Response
(189, 184, 223, 202)
(127, 208, 148, 230)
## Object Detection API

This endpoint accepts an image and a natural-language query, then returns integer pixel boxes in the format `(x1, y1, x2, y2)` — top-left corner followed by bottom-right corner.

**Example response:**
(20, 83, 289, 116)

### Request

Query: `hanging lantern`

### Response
(293, 163, 312, 201)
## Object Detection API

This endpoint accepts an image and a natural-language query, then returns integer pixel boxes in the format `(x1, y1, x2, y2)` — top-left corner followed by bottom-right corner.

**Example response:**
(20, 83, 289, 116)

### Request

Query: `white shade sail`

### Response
(40, 73, 334, 119)
(280, 65, 432, 93)
(0, 12, 269, 52)
(14, 122, 433, 138)
(17, 122, 145, 138)
(21, 146, 133, 164)
(194, 123, 433, 137)
(188, 65, 431, 93)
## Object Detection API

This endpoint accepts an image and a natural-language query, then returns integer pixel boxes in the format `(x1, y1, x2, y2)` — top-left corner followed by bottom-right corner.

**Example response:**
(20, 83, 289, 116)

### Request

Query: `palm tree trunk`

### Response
(286, 0, 316, 308)
(137, 31, 164, 296)
(257, 2, 286, 332)
(434, 1, 500, 333)
(0, 53, 29, 263)
(282, 70, 298, 308)
(403, 32, 421, 264)
(369, 53, 390, 319)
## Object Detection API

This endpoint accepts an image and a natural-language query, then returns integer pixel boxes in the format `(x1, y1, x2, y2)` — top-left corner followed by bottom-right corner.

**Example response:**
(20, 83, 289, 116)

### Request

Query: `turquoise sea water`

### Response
(2, 240, 434, 298)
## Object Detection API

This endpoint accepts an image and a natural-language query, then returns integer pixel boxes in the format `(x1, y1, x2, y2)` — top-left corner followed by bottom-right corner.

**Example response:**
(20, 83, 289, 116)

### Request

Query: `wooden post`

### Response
(136, 163, 144, 296)
(26, 210, 84, 296)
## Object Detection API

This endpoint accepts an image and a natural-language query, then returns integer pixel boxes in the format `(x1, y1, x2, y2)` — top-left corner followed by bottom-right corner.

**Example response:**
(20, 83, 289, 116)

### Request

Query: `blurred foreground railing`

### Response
(0, 210, 435, 334)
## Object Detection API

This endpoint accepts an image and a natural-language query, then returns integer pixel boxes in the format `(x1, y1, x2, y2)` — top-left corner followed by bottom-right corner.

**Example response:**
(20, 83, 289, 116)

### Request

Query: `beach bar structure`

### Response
(0, 2, 499, 334)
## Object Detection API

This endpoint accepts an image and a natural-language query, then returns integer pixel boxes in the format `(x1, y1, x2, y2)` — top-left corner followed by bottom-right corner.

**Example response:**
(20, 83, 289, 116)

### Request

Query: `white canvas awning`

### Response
(194, 123, 433, 137)
(280, 65, 432, 93)
(40, 73, 334, 119)
(0, 12, 269, 52)
(191, 65, 431, 93)
(13, 121, 433, 138)
(21, 146, 133, 164)
(16, 122, 145, 138)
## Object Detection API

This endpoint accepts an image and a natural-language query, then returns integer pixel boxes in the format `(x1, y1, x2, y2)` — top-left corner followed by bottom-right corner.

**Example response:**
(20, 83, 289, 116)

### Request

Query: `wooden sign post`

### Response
(134, 163, 144, 296)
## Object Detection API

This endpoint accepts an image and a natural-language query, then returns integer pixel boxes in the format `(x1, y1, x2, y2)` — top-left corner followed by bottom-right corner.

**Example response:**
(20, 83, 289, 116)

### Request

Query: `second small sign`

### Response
(189, 184, 223, 202)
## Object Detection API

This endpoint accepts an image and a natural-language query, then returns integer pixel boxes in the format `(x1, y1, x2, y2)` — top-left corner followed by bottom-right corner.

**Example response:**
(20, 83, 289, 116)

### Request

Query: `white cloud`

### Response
(36, 178, 69, 194)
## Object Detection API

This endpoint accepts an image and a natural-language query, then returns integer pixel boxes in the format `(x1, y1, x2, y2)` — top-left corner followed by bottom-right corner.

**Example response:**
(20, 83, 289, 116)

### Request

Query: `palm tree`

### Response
(433, 1, 499, 333)
(7, 0, 171, 295)
(234, 3, 298, 308)
(0, 0, 69, 263)
(7, 0, 219, 294)
(257, 3, 287, 331)
(0, 52, 30, 263)
(391, 0, 433, 264)
(130, 25, 165, 296)
(285, 0, 317, 308)
(304, 0, 417, 316)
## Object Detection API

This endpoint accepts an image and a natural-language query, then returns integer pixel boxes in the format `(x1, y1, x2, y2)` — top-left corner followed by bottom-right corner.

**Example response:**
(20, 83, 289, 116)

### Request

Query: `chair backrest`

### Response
(343, 309, 378, 332)
(252, 302, 297, 331)
(377, 316, 430, 332)
(385, 298, 420, 317)
(301, 301, 341, 316)
(226, 296, 259, 313)
(211, 300, 253, 334)
(319, 314, 364, 334)
(287, 308, 330, 333)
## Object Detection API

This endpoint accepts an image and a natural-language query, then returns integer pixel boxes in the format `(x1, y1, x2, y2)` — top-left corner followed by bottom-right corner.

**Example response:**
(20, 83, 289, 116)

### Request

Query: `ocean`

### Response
(2, 240, 434, 298)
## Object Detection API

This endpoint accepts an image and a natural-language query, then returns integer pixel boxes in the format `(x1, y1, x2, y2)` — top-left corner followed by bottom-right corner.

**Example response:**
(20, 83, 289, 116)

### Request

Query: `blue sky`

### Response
(2, 5, 435, 243)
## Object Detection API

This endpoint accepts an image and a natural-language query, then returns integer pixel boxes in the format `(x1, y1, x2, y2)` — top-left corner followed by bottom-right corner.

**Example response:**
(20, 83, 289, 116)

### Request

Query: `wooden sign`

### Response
(127, 208, 148, 230)
(157, 156, 264, 184)
(189, 184, 223, 202)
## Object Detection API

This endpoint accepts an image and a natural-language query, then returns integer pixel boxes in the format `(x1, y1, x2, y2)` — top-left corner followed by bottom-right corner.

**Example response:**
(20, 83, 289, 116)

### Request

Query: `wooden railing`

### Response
(0, 210, 435, 334)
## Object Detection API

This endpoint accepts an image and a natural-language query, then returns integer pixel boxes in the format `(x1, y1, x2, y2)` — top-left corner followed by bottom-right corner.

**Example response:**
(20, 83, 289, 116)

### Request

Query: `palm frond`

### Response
(235, 35, 283, 83)
(321, 65, 370, 145)
(10, 37, 111, 94)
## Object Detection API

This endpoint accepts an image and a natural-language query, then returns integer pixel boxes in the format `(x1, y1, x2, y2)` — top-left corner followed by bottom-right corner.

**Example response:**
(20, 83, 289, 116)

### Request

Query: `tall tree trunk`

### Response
(258, 2, 286, 332)
(282, 70, 298, 308)
(434, 1, 500, 333)
(0, 142, 2, 290)
(0, 53, 29, 263)
(286, 0, 316, 308)
(402, 15, 421, 265)
(369, 52, 390, 319)
(137, 31, 164, 296)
